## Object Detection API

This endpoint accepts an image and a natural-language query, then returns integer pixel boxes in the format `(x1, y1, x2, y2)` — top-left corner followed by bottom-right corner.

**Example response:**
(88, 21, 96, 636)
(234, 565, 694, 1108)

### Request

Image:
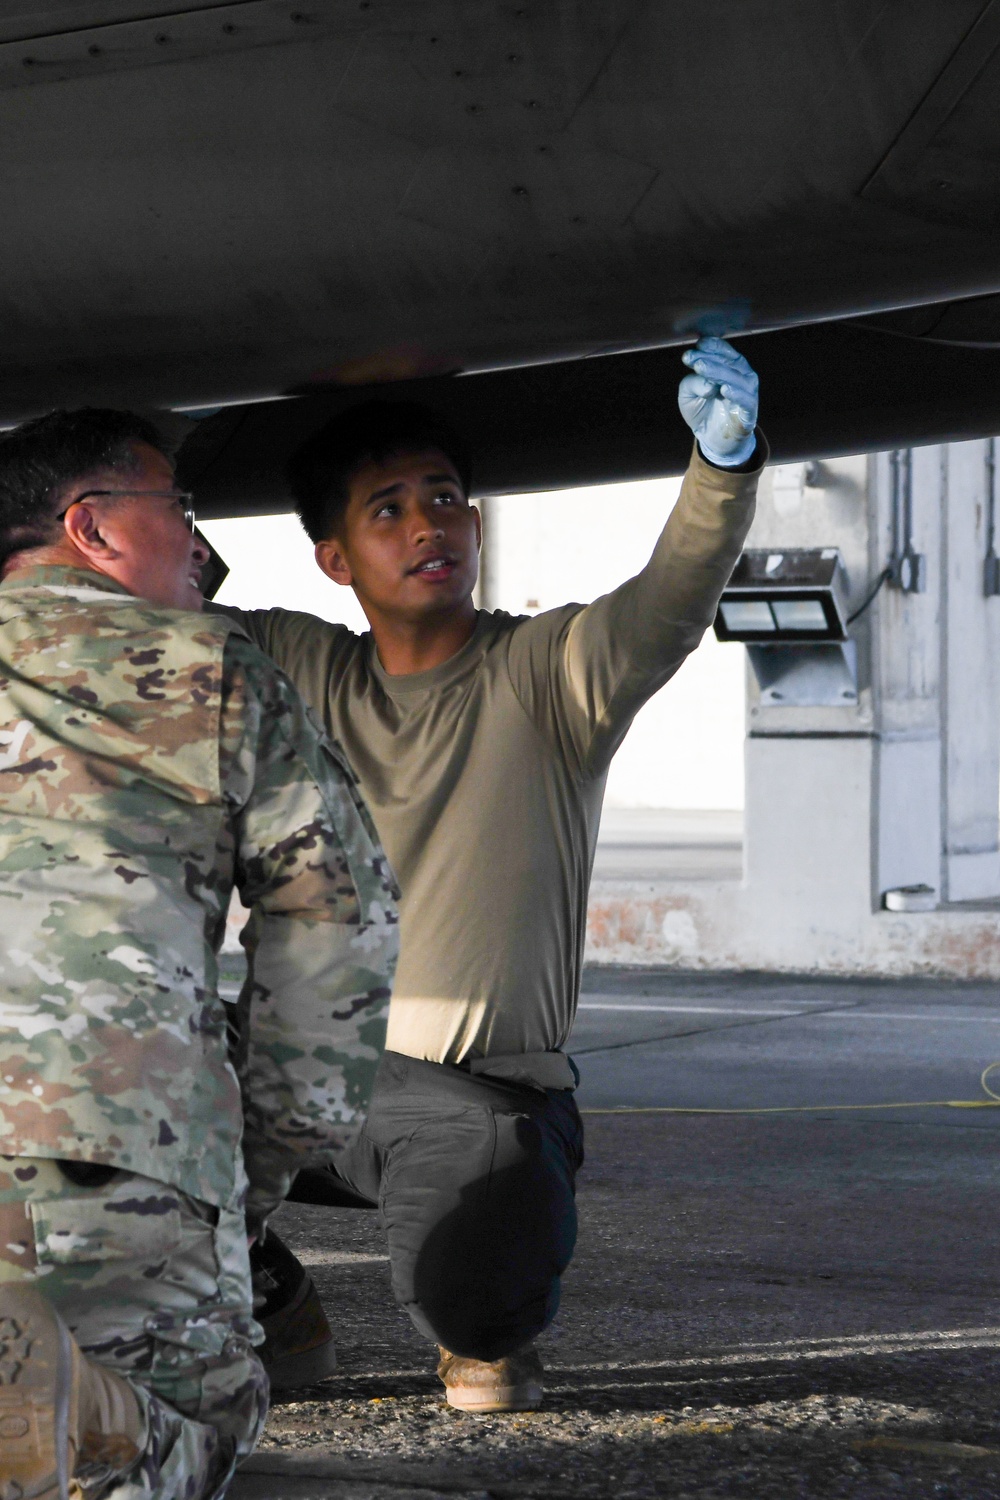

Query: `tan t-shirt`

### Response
(219, 443, 760, 1087)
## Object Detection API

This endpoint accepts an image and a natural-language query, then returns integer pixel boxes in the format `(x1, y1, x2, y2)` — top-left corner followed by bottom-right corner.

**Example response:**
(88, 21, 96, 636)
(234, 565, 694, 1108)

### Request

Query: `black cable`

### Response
(846, 567, 892, 626)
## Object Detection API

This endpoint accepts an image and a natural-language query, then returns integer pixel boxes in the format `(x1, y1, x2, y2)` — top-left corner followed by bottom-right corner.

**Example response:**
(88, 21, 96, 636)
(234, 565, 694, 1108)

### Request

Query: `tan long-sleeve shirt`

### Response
(218, 442, 761, 1087)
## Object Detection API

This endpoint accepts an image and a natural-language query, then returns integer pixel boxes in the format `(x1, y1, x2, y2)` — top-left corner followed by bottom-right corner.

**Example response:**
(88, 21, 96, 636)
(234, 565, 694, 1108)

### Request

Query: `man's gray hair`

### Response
(0, 407, 166, 565)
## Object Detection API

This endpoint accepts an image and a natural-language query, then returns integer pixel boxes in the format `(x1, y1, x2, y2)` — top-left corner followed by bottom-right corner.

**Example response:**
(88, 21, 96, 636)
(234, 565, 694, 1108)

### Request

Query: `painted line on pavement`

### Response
(579, 1002, 814, 1017)
(550, 1326, 1000, 1374)
(578, 1002, 1000, 1023)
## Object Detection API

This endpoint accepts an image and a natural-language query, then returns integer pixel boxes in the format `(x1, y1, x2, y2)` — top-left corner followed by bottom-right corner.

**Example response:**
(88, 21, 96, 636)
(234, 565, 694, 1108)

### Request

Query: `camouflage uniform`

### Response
(0, 566, 399, 1497)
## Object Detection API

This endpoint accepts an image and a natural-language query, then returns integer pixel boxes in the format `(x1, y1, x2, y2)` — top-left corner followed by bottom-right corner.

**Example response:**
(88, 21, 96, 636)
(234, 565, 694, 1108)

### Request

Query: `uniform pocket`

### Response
(147, 1312, 266, 1435)
(30, 1190, 182, 1266)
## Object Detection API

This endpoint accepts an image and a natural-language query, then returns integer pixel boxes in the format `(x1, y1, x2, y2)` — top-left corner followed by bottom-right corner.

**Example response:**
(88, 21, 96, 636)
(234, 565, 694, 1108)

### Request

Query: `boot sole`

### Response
(264, 1339, 338, 1392)
(444, 1382, 543, 1413)
(0, 1286, 74, 1500)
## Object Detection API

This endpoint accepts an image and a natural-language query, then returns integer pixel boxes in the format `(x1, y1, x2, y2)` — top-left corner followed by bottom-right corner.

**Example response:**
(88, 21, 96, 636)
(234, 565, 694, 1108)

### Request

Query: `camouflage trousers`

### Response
(0, 1158, 268, 1500)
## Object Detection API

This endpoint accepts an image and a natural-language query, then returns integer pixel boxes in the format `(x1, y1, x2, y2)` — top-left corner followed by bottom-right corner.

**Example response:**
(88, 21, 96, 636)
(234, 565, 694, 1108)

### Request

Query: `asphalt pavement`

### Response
(573, 968, 1000, 1116)
(229, 962, 1000, 1500)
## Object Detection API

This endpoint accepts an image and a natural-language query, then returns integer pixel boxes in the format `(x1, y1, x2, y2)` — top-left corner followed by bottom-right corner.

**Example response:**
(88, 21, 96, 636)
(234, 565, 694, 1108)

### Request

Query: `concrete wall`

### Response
(585, 880, 1000, 977)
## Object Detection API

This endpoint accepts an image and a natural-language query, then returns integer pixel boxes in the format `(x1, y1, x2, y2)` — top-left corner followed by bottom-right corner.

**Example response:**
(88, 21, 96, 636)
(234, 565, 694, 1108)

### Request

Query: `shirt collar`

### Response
(0, 564, 136, 599)
(367, 609, 495, 696)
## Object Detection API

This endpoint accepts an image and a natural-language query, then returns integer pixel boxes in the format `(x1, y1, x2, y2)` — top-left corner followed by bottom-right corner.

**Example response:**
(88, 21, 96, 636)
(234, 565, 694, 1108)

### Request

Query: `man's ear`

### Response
(315, 536, 353, 587)
(472, 504, 482, 552)
(63, 500, 120, 562)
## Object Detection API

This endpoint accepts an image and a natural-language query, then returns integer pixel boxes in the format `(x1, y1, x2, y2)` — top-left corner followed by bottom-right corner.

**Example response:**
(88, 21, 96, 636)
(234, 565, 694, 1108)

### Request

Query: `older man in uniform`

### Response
(0, 409, 398, 1500)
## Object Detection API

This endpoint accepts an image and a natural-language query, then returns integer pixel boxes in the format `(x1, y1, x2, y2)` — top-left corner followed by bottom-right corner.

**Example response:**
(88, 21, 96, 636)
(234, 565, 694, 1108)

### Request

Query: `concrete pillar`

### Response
(940, 440, 1000, 900)
(475, 494, 497, 612)
(743, 735, 876, 963)
(743, 454, 881, 947)
(476, 492, 494, 609)
(869, 445, 942, 902)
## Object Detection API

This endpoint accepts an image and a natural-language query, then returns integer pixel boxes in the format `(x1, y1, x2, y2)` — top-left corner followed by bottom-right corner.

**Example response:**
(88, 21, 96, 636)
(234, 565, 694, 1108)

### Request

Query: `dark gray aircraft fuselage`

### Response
(3, 2, 1000, 504)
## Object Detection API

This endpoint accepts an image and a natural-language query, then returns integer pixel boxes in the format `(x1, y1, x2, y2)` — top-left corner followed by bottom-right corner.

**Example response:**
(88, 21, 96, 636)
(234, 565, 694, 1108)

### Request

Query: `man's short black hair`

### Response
(287, 400, 473, 544)
(0, 407, 166, 566)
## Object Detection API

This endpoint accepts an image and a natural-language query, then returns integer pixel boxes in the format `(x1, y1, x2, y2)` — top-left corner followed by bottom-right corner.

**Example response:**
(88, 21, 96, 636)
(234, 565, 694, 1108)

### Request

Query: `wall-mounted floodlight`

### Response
(714, 549, 850, 643)
(715, 548, 857, 708)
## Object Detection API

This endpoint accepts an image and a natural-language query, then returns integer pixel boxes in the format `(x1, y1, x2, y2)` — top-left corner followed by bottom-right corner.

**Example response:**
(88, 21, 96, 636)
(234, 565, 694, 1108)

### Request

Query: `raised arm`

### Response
(219, 638, 399, 1233)
(508, 339, 765, 778)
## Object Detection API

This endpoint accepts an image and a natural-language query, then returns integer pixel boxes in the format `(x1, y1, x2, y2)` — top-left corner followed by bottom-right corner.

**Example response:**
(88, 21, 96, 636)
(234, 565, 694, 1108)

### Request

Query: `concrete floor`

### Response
(231, 965, 1000, 1500)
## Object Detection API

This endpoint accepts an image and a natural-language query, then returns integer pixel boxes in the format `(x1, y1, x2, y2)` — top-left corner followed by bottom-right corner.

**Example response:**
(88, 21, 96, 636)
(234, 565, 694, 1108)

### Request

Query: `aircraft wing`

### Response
(2, 2, 1000, 501)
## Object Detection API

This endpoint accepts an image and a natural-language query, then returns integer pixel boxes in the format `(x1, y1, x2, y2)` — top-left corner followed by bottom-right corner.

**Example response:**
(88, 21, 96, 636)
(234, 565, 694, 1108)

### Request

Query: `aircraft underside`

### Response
(2, 1, 1000, 505)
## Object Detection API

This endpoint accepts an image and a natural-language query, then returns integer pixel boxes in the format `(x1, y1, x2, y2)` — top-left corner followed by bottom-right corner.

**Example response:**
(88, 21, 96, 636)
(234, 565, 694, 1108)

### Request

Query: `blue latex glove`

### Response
(678, 336, 759, 468)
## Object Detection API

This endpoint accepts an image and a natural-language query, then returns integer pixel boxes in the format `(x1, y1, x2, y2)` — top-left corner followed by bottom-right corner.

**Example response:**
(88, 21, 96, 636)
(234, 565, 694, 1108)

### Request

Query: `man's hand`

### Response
(678, 336, 759, 468)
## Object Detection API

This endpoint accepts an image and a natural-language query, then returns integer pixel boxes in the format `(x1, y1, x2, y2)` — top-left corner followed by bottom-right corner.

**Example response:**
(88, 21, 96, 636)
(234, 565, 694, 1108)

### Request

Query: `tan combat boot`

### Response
(436, 1344, 544, 1413)
(0, 1285, 144, 1500)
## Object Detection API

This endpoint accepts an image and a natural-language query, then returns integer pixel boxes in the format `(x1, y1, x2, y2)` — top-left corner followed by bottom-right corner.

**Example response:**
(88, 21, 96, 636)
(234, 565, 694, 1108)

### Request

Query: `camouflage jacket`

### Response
(0, 566, 399, 1220)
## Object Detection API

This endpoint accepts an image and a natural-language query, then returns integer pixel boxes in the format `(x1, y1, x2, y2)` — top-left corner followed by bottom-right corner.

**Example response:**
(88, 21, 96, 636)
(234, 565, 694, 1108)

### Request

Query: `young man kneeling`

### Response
(218, 338, 764, 1411)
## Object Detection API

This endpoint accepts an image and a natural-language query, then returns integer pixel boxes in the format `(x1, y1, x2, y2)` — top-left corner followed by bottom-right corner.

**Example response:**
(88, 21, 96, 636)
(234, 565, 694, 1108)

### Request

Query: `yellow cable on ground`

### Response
(981, 1061, 1000, 1101)
(580, 1063, 1000, 1116)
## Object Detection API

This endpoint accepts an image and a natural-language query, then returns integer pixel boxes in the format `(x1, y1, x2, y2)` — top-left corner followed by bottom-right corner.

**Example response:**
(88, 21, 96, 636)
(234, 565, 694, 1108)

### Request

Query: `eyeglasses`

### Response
(57, 489, 196, 533)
